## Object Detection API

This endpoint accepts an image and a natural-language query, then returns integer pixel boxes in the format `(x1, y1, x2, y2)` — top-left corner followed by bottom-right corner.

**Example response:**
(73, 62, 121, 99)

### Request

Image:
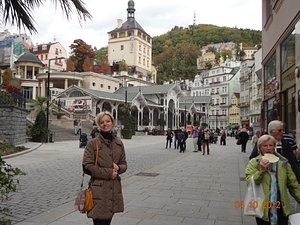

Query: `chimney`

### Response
(117, 19, 123, 28)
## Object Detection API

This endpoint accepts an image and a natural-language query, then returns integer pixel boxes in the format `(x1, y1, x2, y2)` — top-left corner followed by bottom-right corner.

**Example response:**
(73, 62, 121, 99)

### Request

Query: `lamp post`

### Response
(184, 103, 187, 128)
(46, 57, 65, 142)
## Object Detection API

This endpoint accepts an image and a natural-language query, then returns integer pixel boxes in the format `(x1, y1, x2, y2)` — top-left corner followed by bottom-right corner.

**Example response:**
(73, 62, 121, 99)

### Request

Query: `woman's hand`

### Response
(260, 159, 270, 171)
(113, 163, 119, 171)
(112, 163, 119, 179)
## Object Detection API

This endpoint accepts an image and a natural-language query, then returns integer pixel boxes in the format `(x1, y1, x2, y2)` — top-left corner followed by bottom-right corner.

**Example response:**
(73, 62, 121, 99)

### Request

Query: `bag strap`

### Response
(81, 139, 100, 190)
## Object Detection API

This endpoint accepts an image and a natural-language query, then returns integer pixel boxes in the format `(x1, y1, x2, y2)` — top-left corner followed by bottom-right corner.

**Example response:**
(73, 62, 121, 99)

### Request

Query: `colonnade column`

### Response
(41, 79, 46, 96)
(24, 66, 27, 79)
(64, 79, 68, 89)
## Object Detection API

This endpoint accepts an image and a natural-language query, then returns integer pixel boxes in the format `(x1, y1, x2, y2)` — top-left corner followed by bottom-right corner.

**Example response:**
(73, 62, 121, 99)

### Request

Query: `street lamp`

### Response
(46, 57, 65, 142)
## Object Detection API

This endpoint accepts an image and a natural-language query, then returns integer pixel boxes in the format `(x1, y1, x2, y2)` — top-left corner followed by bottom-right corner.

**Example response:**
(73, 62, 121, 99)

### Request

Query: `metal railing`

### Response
(0, 90, 26, 108)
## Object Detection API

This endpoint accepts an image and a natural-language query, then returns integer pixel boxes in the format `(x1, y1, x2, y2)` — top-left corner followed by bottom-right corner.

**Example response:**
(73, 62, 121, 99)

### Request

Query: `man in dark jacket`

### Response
(238, 128, 249, 152)
(249, 120, 300, 184)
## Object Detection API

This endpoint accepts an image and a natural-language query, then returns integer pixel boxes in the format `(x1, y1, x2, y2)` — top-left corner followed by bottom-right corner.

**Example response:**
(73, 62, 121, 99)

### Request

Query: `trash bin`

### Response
(49, 131, 55, 143)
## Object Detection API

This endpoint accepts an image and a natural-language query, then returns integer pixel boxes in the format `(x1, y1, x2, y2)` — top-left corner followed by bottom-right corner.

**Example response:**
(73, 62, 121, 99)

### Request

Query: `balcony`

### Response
(238, 102, 250, 108)
(219, 103, 228, 107)
(240, 75, 249, 82)
(248, 109, 261, 116)
(219, 92, 228, 96)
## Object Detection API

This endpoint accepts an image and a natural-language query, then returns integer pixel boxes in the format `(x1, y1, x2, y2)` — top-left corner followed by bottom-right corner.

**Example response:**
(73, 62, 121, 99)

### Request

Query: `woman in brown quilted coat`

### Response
(82, 111, 127, 225)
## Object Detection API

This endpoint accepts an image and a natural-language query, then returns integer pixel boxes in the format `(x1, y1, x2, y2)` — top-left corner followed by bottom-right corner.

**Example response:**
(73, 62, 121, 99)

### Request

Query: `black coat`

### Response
(249, 138, 300, 183)
(238, 131, 249, 144)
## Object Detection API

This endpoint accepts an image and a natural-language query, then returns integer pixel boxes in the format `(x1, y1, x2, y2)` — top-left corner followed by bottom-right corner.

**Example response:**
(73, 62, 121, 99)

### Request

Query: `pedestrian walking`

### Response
(202, 128, 210, 155)
(165, 128, 173, 149)
(192, 126, 199, 152)
(173, 127, 180, 149)
(77, 119, 82, 135)
(238, 127, 249, 153)
(220, 129, 226, 145)
(251, 130, 261, 148)
(82, 111, 127, 225)
(197, 127, 202, 151)
(177, 128, 185, 153)
(73, 119, 79, 135)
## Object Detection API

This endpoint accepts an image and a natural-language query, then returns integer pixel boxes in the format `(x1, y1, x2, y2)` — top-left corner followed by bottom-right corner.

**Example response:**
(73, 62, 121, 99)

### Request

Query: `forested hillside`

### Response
(152, 24, 261, 84)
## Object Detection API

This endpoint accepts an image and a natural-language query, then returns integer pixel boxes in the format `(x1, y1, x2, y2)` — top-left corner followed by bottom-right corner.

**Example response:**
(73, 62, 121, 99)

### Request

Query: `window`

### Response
(223, 76, 226, 81)
(264, 53, 276, 85)
(281, 31, 295, 72)
(23, 87, 33, 99)
(121, 45, 124, 50)
(92, 82, 95, 87)
(100, 84, 103, 88)
(108, 86, 111, 90)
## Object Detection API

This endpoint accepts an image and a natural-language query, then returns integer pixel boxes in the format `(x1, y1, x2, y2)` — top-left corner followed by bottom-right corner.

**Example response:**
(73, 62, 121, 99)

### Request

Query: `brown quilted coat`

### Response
(82, 134, 127, 220)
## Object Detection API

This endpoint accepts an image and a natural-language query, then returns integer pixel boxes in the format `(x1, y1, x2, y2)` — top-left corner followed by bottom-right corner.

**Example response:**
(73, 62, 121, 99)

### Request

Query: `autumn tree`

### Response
(2, 68, 12, 86)
(69, 39, 96, 72)
(83, 57, 92, 72)
(66, 58, 75, 71)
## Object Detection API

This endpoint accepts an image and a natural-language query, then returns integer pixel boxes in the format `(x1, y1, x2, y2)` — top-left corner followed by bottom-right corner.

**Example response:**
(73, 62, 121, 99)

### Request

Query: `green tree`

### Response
(119, 59, 128, 72)
(94, 47, 108, 64)
(0, 0, 92, 33)
(69, 39, 96, 72)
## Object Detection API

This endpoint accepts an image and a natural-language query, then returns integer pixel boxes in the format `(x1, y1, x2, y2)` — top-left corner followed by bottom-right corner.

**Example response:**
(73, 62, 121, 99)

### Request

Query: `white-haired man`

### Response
(249, 120, 300, 185)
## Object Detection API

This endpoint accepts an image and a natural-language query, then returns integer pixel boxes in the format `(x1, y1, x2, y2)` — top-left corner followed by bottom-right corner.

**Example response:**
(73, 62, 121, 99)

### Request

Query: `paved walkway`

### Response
(9, 136, 257, 225)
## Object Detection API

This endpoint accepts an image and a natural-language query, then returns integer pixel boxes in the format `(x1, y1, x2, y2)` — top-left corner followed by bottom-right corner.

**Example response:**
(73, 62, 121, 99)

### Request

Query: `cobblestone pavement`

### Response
(2, 135, 185, 224)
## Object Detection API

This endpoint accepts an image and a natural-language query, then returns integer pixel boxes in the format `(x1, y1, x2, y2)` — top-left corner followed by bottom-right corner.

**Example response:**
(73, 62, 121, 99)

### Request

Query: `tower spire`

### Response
(127, 0, 135, 19)
(193, 11, 196, 26)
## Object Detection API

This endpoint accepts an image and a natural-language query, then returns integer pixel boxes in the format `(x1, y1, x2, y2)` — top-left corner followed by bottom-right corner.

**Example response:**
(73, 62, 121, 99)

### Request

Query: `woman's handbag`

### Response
(244, 176, 264, 218)
(236, 138, 242, 145)
(75, 140, 99, 213)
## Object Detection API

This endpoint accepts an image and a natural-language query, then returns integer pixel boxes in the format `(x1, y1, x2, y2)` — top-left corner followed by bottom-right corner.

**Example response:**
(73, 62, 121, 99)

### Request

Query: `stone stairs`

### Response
(48, 116, 94, 142)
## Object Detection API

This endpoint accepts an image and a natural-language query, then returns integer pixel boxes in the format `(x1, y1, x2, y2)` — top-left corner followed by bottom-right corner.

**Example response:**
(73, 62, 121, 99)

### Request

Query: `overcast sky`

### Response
(3, 0, 262, 54)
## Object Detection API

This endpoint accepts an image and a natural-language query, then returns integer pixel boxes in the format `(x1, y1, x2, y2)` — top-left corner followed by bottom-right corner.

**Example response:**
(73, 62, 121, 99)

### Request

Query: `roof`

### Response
(80, 88, 125, 102)
(15, 52, 44, 66)
(179, 96, 211, 104)
(115, 83, 177, 95)
(109, 18, 148, 35)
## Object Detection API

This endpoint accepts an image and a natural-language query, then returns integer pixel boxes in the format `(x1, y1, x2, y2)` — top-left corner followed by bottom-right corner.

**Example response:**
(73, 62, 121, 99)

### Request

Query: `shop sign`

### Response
(281, 66, 295, 91)
(264, 81, 277, 99)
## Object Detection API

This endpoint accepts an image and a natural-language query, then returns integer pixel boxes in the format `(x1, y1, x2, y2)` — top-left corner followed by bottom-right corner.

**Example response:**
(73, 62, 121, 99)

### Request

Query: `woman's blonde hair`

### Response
(257, 134, 277, 153)
(95, 111, 115, 128)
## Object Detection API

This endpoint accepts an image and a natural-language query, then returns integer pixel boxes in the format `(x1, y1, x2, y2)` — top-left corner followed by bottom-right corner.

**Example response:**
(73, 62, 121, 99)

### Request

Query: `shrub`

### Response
(31, 111, 47, 142)
(0, 157, 25, 224)
(0, 91, 13, 106)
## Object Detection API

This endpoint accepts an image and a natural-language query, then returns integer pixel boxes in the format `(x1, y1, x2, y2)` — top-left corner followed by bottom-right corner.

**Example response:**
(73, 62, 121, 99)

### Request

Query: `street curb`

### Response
(2, 143, 43, 159)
